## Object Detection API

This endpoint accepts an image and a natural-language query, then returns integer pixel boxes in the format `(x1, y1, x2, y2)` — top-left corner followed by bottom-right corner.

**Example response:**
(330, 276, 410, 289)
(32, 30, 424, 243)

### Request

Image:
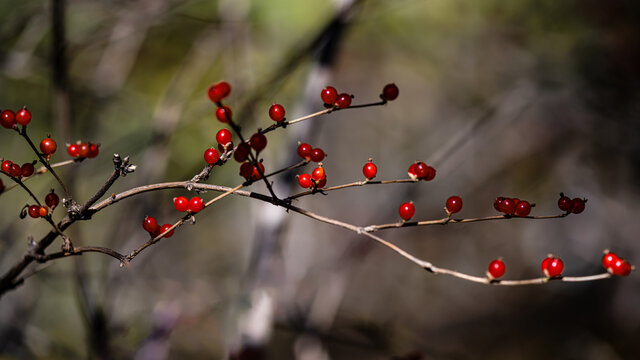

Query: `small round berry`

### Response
(250, 162, 265, 181)
(335, 93, 352, 108)
(45, 190, 60, 208)
(239, 162, 254, 180)
(216, 129, 233, 146)
(571, 198, 586, 214)
(541, 256, 564, 277)
(381, 83, 399, 101)
(362, 160, 377, 180)
(611, 258, 632, 276)
(602, 251, 619, 271)
(215, 105, 233, 123)
(408, 163, 418, 180)
(557, 194, 572, 212)
(515, 200, 531, 217)
(310, 148, 325, 163)
(21, 162, 35, 177)
(0, 109, 16, 129)
(493, 197, 504, 212)
(316, 176, 327, 188)
(398, 202, 415, 221)
(297, 143, 312, 160)
(320, 86, 338, 105)
(445, 196, 463, 214)
(413, 162, 429, 179)
(16, 107, 32, 126)
(207, 81, 231, 103)
(297, 173, 313, 188)
(160, 224, 175, 238)
(189, 197, 205, 213)
(1, 160, 12, 173)
(67, 143, 80, 157)
(268, 104, 285, 122)
(499, 197, 516, 215)
(312, 166, 326, 182)
(487, 259, 506, 279)
(143, 216, 160, 234)
(40, 137, 57, 155)
(204, 147, 220, 165)
(28, 205, 40, 218)
(173, 196, 189, 212)
(250, 133, 267, 153)
(424, 166, 436, 181)
(87, 143, 100, 158)
(9, 163, 22, 178)
(77, 143, 90, 158)
(233, 142, 250, 163)
(38, 206, 48, 217)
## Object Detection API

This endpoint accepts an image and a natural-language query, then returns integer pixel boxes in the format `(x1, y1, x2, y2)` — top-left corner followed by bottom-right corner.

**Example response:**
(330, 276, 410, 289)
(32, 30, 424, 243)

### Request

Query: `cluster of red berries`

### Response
(557, 193, 586, 214)
(24, 190, 59, 219)
(408, 161, 436, 181)
(320, 86, 353, 109)
(297, 143, 325, 163)
(1, 107, 32, 128)
(66, 142, 99, 159)
(207, 81, 232, 104)
(445, 195, 463, 215)
(602, 251, 633, 276)
(1, 160, 35, 178)
(297, 165, 327, 189)
(493, 197, 532, 217)
(142, 216, 174, 238)
(173, 196, 205, 213)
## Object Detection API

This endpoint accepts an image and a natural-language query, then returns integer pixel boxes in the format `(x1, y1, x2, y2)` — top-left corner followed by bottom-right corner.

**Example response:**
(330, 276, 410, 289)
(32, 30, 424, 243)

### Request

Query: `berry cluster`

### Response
(26, 204, 48, 218)
(408, 161, 436, 181)
(1, 160, 35, 178)
(297, 142, 325, 163)
(602, 251, 633, 276)
(142, 216, 174, 238)
(297, 165, 327, 189)
(240, 161, 265, 181)
(1, 107, 32, 128)
(557, 193, 586, 214)
(173, 196, 205, 213)
(66, 141, 100, 159)
(493, 197, 532, 217)
(320, 86, 353, 109)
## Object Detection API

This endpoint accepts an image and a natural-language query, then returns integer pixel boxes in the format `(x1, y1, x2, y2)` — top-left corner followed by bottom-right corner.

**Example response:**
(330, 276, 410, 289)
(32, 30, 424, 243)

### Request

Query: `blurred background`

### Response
(1, 0, 639, 359)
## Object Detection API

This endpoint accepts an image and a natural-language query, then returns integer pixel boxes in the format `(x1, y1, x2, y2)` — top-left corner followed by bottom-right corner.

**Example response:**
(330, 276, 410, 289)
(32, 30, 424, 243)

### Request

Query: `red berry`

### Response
(310, 148, 325, 162)
(487, 259, 506, 279)
(382, 83, 399, 101)
(312, 166, 326, 182)
(67, 143, 80, 157)
(250, 162, 265, 181)
(413, 162, 429, 179)
(558, 194, 572, 212)
(335, 93, 352, 108)
(45, 190, 60, 208)
(297, 143, 312, 160)
(87, 143, 99, 158)
(408, 163, 418, 180)
(362, 160, 377, 180)
(269, 104, 285, 122)
(207, 81, 231, 103)
(320, 86, 338, 105)
(0, 110, 16, 129)
(16, 107, 32, 126)
(424, 166, 436, 181)
(499, 197, 516, 215)
(239, 162, 254, 180)
(38, 206, 48, 217)
(160, 224, 174, 238)
(28, 205, 40, 218)
(204, 148, 220, 165)
(233, 142, 250, 162)
(611, 258, 632, 276)
(9, 163, 22, 177)
(445, 196, 463, 214)
(77, 143, 90, 158)
(142, 216, 160, 234)
(173, 196, 189, 212)
(189, 197, 205, 213)
(40, 137, 57, 155)
(515, 200, 531, 217)
(1, 160, 12, 173)
(571, 198, 586, 214)
(250, 133, 267, 153)
(602, 251, 619, 271)
(298, 173, 312, 188)
(541, 256, 564, 277)
(316, 176, 327, 188)
(21, 162, 35, 177)
(215, 105, 233, 123)
(216, 129, 233, 146)
(398, 202, 415, 221)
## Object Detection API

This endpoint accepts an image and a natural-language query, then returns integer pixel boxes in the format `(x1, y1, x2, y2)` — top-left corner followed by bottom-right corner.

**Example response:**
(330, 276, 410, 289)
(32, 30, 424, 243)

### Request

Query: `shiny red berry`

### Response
(445, 196, 463, 214)
(382, 83, 399, 101)
(78, 143, 90, 158)
(541, 256, 564, 277)
(173, 196, 189, 212)
(40, 137, 57, 155)
(216, 129, 233, 146)
(487, 259, 506, 279)
(424, 166, 436, 181)
(335, 93, 352, 108)
(16, 107, 32, 126)
(28, 205, 40, 218)
(1, 160, 12, 173)
(320, 86, 338, 105)
(38, 206, 48, 217)
(297, 143, 312, 160)
(250, 162, 265, 181)
(189, 197, 205, 213)
(269, 104, 285, 122)
(9, 163, 22, 177)
(399, 202, 415, 221)
(207, 81, 231, 103)
(250, 133, 267, 153)
(143, 216, 160, 234)
(611, 258, 632, 276)
(160, 224, 174, 238)
(558, 194, 572, 212)
(499, 197, 516, 215)
(310, 148, 325, 162)
(204, 148, 220, 165)
(312, 166, 326, 182)
(45, 190, 60, 208)
(21, 162, 35, 177)
(362, 160, 377, 180)
(87, 143, 99, 158)
(571, 198, 586, 214)
(0, 110, 16, 129)
(413, 162, 429, 179)
(67, 143, 80, 157)
(298, 173, 313, 188)
(515, 200, 531, 217)
(602, 251, 619, 271)
(215, 105, 233, 123)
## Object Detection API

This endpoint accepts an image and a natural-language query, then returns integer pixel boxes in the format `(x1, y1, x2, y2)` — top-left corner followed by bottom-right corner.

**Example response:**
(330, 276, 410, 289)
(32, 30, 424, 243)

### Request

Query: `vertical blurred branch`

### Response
(51, 0, 71, 138)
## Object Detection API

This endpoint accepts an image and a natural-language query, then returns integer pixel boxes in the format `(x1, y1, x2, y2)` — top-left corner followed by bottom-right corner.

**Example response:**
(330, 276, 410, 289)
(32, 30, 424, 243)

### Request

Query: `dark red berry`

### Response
(611, 258, 632, 276)
(487, 259, 506, 279)
(204, 148, 220, 165)
(408, 163, 418, 180)
(189, 197, 205, 213)
(399, 202, 415, 221)
(541, 256, 564, 277)
(40, 137, 57, 155)
(45, 190, 59, 208)
(0, 110, 16, 129)
(297, 143, 312, 160)
(9, 163, 22, 177)
(382, 83, 399, 101)
(143, 216, 160, 234)
(87, 143, 100, 158)
(335, 93, 352, 108)
(424, 166, 436, 181)
(239, 162, 254, 180)
(499, 197, 516, 215)
(207, 81, 231, 103)
(215, 105, 233, 123)
(21, 162, 35, 177)
(250, 162, 265, 181)
(311, 166, 326, 182)
(160, 224, 174, 238)
(316, 176, 327, 188)
(558, 194, 572, 212)
(602, 251, 619, 271)
(515, 200, 531, 217)
(173, 196, 189, 212)
(493, 197, 504, 212)
(571, 198, 586, 214)
(362, 160, 377, 180)
(445, 196, 463, 214)
(310, 148, 325, 162)
(1, 160, 12, 173)
(218, 140, 233, 153)
(321, 86, 338, 105)
(413, 162, 429, 179)
(216, 129, 233, 146)
(250, 133, 267, 153)
(16, 107, 32, 126)
(269, 104, 285, 122)
(67, 143, 80, 157)
(28, 205, 40, 218)
(233, 142, 250, 162)
(298, 173, 312, 188)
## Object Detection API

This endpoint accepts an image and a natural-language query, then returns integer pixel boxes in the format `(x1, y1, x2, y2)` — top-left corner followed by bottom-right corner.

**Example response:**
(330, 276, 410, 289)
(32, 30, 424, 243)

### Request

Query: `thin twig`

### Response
(287, 178, 417, 200)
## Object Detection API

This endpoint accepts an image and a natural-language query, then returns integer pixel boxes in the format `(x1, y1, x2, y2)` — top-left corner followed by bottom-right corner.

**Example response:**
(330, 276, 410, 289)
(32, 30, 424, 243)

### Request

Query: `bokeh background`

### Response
(1, 0, 639, 359)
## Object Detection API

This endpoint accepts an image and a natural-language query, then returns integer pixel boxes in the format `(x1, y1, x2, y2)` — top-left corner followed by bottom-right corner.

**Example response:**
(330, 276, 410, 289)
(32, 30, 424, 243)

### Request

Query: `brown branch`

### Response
(287, 178, 417, 200)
